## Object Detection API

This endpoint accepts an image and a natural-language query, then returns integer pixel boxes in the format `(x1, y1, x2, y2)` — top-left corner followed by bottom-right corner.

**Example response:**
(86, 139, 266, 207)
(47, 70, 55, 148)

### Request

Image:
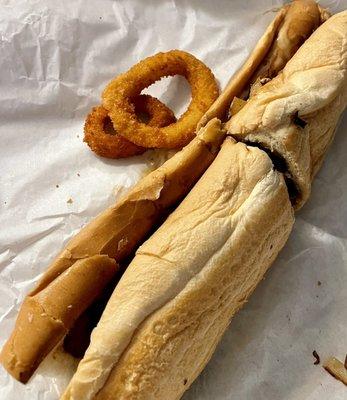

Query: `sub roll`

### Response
(0, 119, 224, 382)
(197, 0, 328, 129)
(62, 6, 347, 400)
(226, 10, 347, 208)
(62, 138, 294, 399)
(1, 1, 346, 399)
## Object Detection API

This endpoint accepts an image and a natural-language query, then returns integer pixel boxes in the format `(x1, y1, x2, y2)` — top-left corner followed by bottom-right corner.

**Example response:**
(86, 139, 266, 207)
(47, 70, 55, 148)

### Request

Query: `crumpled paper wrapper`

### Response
(0, 0, 346, 399)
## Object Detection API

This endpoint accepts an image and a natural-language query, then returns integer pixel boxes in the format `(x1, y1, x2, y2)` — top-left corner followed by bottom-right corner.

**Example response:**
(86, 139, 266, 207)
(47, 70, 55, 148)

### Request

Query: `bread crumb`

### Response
(67, 198, 73, 204)
(28, 314, 33, 323)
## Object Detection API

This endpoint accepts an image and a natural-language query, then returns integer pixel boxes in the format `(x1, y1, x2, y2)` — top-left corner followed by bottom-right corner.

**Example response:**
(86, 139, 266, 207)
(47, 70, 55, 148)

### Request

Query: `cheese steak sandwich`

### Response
(1, 1, 346, 399)
(62, 4, 347, 400)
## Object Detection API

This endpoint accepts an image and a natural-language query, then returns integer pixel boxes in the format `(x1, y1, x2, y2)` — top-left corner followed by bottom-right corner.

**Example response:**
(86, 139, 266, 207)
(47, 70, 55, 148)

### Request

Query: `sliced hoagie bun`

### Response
(0, 119, 225, 382)
(226, 11, 347, 208)
(0, 255, 118, 383)
(62, 5, 347, 400)
(198, 0, 327, 128)
(2, 1, 345, 397)
(62, 138, 294, 400)
(33, 118, 224, 295)
(245, 0, 324, 91)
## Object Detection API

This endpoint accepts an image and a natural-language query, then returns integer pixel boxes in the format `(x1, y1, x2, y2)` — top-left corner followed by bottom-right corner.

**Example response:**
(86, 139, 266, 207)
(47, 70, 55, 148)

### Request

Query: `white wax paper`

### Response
(0, 0, 346, 399)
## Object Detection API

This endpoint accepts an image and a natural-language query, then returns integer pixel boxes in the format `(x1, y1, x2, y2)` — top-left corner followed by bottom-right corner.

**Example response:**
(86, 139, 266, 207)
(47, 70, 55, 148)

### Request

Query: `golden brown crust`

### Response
(197, 0, 323, 128)
(226, 11, 347, 209)
(0, 255, 118, 383)
(197, 7, 288, 129)
(0, 119, 225, 382)
(62, 139, 294, 400)
(248, 0, 321, 84)
(31, 118, 224, 295)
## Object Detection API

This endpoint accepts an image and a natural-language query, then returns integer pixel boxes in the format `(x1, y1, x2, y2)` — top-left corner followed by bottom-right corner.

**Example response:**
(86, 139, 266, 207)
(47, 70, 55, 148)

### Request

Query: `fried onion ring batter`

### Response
(84, 94, 176, 159)
(102, 50, 219, 149)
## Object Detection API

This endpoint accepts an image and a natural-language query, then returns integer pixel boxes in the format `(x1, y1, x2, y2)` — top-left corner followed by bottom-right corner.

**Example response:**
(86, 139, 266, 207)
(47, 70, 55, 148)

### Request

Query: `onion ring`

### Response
(84, 94, 176, 159)
(102, 50, 219, 149)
